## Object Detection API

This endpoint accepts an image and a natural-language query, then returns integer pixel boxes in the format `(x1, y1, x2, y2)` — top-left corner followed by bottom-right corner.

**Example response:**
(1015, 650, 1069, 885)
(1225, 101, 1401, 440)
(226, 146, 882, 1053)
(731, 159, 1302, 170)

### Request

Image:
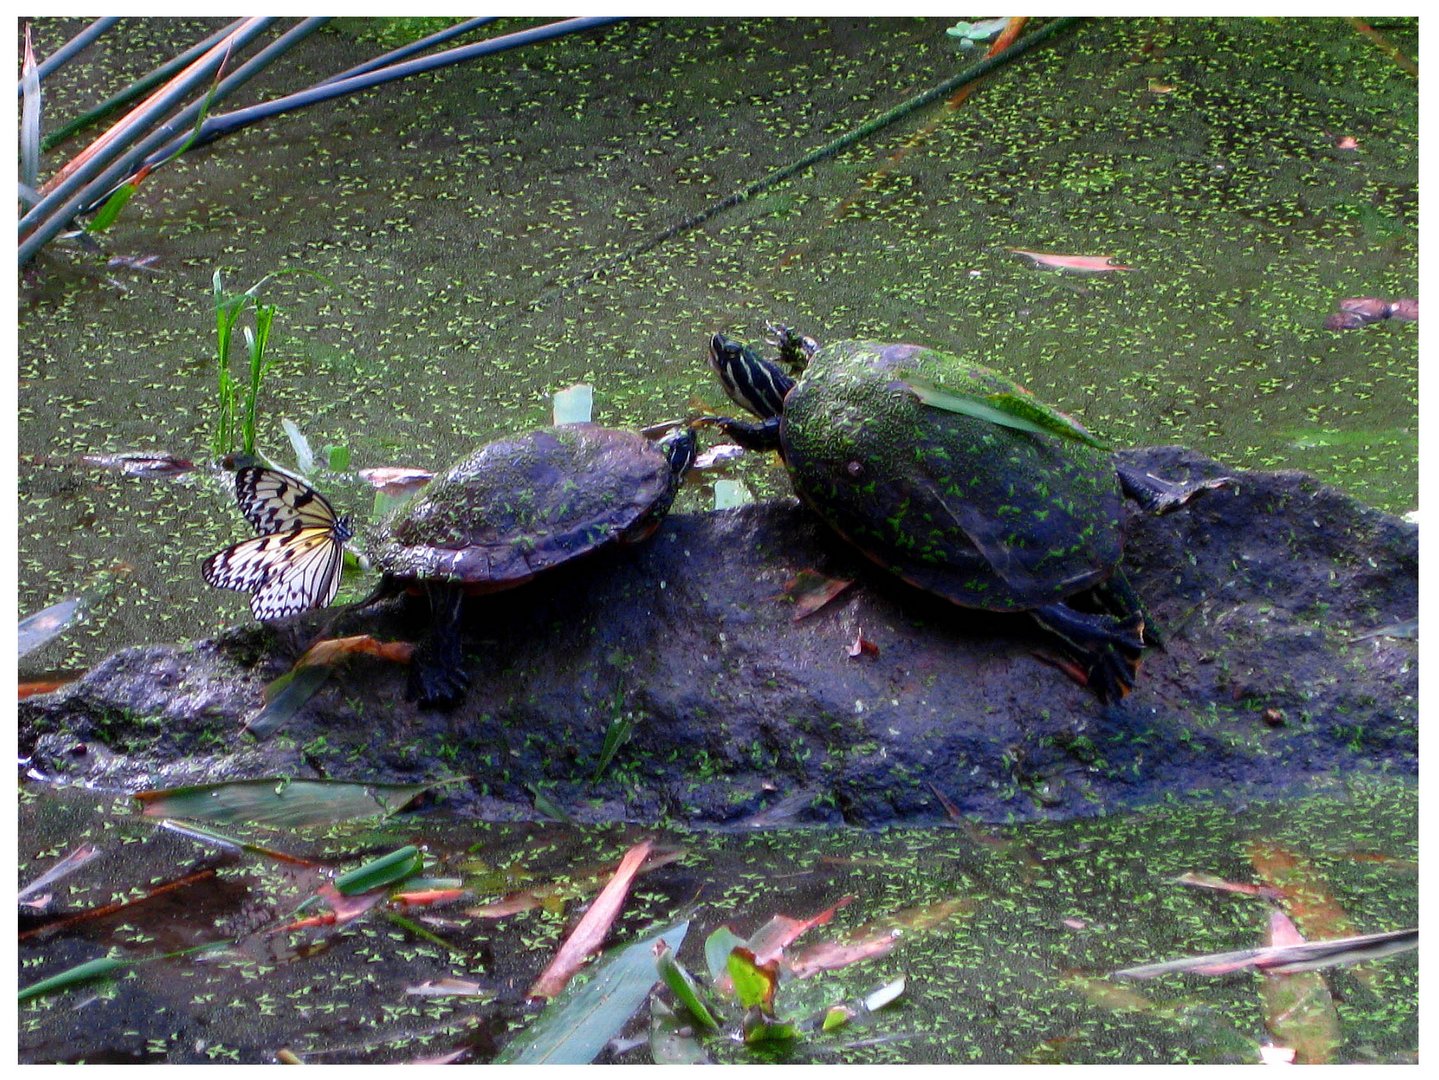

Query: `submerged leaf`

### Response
(787, 896, 975, 978)
(497, 919, 689, 1064)
(134, 777, 442, 828)
(1261, 910, 1341, 1064)
(19, 955, 126, 1003)
(1010, 248, 1133, 272)
(649, 996, 712, 1065)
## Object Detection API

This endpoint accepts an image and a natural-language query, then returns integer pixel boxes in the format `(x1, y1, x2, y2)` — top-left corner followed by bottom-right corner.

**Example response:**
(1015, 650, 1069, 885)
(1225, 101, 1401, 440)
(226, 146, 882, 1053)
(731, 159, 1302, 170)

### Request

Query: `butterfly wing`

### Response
(201, 526, 345, 620)
(235, 467, 339, 534)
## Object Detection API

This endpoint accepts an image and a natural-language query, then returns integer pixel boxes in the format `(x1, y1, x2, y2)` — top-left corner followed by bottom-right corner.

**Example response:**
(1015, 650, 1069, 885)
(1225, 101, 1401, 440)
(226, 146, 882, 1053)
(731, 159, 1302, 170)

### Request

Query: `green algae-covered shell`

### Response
(371, 424, 678, 586)
(781, 341, 1123, 611)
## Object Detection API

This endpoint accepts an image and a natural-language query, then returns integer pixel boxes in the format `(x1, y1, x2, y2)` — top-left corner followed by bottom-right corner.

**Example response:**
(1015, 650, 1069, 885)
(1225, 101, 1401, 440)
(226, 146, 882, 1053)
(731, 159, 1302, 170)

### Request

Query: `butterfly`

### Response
(201, 467, 353, 621)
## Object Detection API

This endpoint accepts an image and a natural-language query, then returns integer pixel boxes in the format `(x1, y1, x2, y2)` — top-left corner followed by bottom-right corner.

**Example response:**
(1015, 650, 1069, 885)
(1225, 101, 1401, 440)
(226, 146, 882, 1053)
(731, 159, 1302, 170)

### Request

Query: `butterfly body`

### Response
(202, 468, 352, 621)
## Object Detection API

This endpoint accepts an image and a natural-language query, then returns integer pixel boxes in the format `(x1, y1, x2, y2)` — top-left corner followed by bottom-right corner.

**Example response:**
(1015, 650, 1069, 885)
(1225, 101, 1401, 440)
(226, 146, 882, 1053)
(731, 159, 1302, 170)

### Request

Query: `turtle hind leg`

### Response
(1030, 602, 1145, 702)
(1091, 566, 1165, 649)
(407, 581, 470, 710)
(1116, 463, 1231, 515)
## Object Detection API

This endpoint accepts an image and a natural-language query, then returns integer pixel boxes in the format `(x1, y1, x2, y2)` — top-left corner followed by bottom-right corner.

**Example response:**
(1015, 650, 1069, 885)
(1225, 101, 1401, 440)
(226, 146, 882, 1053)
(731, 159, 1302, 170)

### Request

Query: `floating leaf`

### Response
(901, 375, 1107, 449)
(334, 845, 424, 895)
(655, 939, 722, 1032)
(20, 26, 41, 193)
(552, 383, 594, 425)
(782, 568, 855, 620)
(497, 919, 689, 1064)
(705, 926, 748, 986)
(727, 947, 779, 1011)
(18, 843, 101, 903)
(19, 955, 126, 1003)
(135, 777, 443, 828)
(529, 840, 655, 999)
(1111, 927, 1418, 979)
(406, 977, 491, 998)
(745, 895, 855, 969)
(1010, 248, 1133, 272)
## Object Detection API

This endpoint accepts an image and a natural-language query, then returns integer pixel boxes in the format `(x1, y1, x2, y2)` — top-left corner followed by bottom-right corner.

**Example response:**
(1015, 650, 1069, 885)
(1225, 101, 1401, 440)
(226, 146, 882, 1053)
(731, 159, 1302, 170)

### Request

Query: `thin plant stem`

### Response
(317, 17, 499, 86)
(41, 19, 248, 152)
(14, 17, 119, 97)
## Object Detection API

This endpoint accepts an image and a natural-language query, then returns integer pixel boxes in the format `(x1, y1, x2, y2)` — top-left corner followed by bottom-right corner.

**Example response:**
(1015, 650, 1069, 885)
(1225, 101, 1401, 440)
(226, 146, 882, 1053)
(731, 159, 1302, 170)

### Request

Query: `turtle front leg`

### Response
(1029, 602, 1146, 703)
(407, 580, 470, 709)
(698, 414, 784, 454)
(1117, 464, 1231, 515)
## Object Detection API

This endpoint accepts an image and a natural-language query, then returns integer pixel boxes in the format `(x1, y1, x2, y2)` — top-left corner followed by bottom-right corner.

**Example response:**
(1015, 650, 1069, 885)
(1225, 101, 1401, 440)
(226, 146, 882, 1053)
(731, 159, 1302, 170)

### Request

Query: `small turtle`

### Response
(702, 328, 1221, 700)
(369, 423, 696, 708)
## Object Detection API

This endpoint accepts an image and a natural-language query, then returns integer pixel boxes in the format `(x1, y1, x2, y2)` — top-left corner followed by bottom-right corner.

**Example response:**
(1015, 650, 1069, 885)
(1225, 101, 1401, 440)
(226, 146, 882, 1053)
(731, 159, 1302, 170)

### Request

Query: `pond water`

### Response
(15, 16, 1418, 1065)
(17, 777, 1418, 1064)
(18, 16, 1417, 671)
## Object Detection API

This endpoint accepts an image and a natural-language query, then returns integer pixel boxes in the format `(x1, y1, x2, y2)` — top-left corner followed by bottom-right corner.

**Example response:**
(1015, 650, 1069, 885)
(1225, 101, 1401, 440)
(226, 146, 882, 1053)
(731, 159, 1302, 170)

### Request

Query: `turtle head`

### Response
(708, 333, 794, 421)
(657, 423, 698, 479)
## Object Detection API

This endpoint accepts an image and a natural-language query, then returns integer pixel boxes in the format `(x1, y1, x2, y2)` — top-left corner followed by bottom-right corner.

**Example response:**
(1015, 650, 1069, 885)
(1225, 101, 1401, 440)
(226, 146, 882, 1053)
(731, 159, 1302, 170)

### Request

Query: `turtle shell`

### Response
(779, 341, 1123, 611)
(370, 424, 678, 587)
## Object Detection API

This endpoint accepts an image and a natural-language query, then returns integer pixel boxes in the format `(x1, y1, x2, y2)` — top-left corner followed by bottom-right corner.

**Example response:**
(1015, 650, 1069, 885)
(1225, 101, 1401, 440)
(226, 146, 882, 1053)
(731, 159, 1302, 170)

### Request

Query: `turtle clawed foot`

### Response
(406, 644, 470, 710)
(1031, 605, 1145, 703)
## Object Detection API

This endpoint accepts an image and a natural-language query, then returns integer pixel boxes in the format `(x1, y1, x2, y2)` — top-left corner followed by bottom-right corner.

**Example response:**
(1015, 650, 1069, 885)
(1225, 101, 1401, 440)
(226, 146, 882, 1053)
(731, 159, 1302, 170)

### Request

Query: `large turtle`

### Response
(369, 422, 695, 708)
(702, 328, 1221, 701)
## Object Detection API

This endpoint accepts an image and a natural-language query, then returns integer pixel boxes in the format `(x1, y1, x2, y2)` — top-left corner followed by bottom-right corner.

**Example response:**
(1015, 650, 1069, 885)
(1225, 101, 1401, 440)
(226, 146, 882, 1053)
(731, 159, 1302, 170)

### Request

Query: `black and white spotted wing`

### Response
(234, 466, 341, 534)
(202, 468, 353, 620)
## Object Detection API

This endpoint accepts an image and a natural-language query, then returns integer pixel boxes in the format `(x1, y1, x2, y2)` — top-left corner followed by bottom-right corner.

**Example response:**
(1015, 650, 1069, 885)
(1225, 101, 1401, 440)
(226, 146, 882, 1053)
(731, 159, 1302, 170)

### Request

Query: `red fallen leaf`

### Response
(1172, 871, 1285, 900)
(1388, 298, 1417, 322)
(847, 630, 879, 658)
(294, 635, 414, 670)
(1063, 918, 1088, 930)
(357, 466, 434, 498)
(927, 781, 964, 823)
(782, 569, 855, 620)
(1324, 310, 1368, 331)
(716, 896, 855, 993)
(527, 839, 654, 999)
(390, 887, 468, 909)
(1267, 907, 1306, 948)
(80, 451, 195, 477)
(1337, 296, 1391, 319)
(269, 881, 386, 935)
(1010, 249, 1133, 273)
(1334, 134, 1359, 150)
